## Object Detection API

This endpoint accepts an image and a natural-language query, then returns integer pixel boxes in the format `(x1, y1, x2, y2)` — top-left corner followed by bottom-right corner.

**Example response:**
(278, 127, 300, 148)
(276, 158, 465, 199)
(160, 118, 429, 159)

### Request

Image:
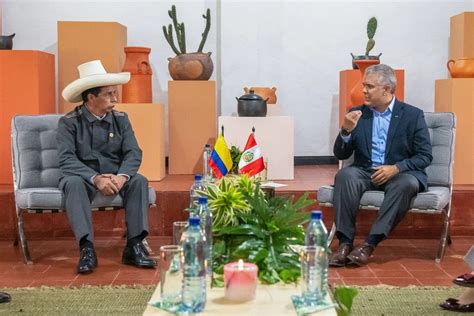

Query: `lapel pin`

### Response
(109, 133, 114, 138)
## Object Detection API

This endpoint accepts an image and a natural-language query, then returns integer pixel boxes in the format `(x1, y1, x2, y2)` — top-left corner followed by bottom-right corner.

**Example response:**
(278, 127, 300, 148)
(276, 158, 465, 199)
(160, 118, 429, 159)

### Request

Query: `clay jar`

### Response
(168, 52, 213, 80)
(122, 47, 152, 103)
(447, 58, 474, 78)
(0, 33, 15, 50)
(349, 59, 380, 108)
(236, 90, 267, 117)
(243, 86, 277, 104)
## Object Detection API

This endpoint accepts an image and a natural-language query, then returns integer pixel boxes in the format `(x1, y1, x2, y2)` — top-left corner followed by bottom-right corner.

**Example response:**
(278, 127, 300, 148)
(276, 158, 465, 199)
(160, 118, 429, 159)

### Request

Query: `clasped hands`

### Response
(93, 174, 127, 195)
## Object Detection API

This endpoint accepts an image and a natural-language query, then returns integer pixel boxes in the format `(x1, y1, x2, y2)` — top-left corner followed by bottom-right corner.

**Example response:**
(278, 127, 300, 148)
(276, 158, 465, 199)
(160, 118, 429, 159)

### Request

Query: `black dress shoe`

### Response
(77, 247, 98, 274)
(347, 243, 375, 266)
(454, 273, 474, 287)
(122, 242, 157, 268)
(0, 292, 11, 303)
(329, 243, 354, 267)
(440, 298, 474, 313)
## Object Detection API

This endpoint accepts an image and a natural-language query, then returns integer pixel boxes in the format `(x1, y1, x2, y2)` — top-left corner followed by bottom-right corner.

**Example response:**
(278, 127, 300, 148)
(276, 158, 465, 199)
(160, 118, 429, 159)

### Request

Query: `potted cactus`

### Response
(351, 17, 381, 69)
(163, 5, 213, 80)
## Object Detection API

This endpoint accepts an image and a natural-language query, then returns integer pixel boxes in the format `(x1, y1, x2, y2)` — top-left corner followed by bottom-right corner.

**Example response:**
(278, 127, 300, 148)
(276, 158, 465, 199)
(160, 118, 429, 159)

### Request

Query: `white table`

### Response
(144, 284, 337, 315)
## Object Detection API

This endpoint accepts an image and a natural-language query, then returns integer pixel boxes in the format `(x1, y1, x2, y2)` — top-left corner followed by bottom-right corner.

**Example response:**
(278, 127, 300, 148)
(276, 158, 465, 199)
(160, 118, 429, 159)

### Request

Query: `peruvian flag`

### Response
(239, 133, 265, 176)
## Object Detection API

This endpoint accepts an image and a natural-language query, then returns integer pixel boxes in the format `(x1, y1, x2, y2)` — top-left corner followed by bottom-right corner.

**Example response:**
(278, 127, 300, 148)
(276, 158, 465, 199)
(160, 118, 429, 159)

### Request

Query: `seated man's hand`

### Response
(371, 165, 400, 186)
(105, 174, 127, 191)
(342, 110, 362, 133)
(94, 175, 120, 196)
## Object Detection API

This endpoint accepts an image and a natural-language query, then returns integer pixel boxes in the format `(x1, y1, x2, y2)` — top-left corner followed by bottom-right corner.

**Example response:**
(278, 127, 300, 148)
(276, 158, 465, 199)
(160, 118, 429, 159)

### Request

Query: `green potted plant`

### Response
(162, 5, 213, 80)
(351, 17, 381, 69)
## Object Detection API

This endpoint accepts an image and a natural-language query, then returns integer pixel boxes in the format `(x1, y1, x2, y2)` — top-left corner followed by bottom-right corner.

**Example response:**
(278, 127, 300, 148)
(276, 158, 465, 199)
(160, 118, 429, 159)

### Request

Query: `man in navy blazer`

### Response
(329, 64, 433, 267)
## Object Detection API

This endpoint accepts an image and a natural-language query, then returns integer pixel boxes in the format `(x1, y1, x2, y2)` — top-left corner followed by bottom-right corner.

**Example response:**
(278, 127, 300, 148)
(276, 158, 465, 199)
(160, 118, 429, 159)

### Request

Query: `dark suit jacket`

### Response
(333, 99, 433, 191)
(57, 104, 142, 183)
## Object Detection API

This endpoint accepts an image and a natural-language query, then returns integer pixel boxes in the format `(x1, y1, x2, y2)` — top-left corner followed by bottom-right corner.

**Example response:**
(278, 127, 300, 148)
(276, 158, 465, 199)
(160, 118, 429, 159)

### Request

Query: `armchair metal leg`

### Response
(435, 210, 451, 264)
(327, 222, 336, 247)
(16, 207, 33, 264)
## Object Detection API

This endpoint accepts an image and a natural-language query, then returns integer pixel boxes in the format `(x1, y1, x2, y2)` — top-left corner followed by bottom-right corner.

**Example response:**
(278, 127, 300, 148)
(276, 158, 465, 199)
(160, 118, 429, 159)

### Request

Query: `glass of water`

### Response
(159, 245, 183, 307)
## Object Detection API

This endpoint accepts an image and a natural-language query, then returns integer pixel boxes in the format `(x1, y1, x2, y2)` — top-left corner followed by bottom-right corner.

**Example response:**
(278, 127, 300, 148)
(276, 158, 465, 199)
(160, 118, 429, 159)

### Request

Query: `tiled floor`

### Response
(0, 236, 471, 288)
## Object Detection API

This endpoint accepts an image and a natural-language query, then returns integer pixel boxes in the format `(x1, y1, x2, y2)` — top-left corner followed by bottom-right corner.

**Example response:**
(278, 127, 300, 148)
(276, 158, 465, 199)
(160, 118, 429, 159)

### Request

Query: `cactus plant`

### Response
(162, 5, 211, 55)
(365, 17, 377, 56)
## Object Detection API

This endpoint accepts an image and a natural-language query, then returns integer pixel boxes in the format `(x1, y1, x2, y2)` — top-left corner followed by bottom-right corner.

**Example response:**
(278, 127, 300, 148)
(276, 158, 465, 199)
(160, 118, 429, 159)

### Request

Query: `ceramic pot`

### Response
(168, 52, 213, 80)
(0, 33, 15, 50)
(122, 47, 153, 103)
(447, 58, 474, 78)
(351, 53, 382, 69)
(349, 59, 380, 108)
(236, 90, 267, 117)
(243, 86, 277, 104)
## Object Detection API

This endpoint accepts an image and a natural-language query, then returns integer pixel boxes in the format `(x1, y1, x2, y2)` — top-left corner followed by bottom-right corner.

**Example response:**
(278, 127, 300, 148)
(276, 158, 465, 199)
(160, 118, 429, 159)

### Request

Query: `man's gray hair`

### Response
(365, 64, 397, 94)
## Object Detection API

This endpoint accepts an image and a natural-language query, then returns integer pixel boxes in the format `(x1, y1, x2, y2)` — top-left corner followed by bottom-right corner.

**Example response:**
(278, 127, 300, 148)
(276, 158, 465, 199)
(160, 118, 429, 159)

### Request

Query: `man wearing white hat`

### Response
(57, 60, 156, 274)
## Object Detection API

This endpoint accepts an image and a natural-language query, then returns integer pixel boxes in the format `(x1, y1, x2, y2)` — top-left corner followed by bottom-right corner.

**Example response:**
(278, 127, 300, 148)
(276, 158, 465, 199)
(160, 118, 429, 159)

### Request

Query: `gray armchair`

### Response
(317, 112, 456, 263)
(11, 114, 157, 264)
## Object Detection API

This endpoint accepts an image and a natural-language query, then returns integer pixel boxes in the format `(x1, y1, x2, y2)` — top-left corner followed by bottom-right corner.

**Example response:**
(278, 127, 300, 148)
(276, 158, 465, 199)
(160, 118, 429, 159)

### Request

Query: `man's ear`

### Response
(87, 93, 96, 103)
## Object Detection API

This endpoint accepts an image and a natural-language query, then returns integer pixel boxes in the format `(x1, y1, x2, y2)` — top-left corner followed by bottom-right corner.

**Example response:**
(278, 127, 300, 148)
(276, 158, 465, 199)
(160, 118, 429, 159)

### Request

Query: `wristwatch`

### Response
(341, 127, 351, 136)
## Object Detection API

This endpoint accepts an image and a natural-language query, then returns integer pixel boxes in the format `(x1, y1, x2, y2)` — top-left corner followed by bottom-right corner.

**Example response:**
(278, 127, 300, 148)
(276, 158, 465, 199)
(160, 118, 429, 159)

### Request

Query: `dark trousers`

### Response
(59, 174, 149, 243)
(333, 166, 419, 241)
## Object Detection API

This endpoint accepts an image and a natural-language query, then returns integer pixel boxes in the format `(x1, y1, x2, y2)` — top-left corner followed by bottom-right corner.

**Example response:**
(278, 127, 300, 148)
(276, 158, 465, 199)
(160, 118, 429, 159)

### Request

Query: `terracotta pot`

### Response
(168, 52, 213, 80)
(349, 59, 380, 108)
(447, 58, 474, 78)
(351, 53, 382, 69)
(0, 33, 15, 50)
(122, 47, 152, 103)
(243, 86, 277, 104)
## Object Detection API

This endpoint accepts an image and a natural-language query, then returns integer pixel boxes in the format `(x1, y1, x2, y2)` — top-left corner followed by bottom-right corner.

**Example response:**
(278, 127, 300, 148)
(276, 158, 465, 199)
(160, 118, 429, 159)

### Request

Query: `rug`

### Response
(0, 285, 464, 315)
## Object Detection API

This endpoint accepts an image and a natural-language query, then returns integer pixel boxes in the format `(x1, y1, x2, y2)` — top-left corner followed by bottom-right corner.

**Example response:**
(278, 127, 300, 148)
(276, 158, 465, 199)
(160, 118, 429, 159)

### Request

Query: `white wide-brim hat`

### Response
(62, 60, 130, 103)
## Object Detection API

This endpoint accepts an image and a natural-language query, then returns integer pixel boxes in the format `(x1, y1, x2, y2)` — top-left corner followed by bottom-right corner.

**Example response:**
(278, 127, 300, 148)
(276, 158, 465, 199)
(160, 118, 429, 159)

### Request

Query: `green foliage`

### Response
(162, 5, 211, 55)
(332, 287, 359, 316)
(229, 145, 242, 174)
(365, 17, 377, 55)
(198, 175, 255, 227)
(210, 179, 316, 285)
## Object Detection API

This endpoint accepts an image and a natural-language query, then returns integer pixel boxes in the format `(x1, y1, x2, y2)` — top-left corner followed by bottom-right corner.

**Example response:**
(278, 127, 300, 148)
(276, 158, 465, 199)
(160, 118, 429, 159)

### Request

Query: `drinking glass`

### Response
(159, 245, 183, 306)
(172, 221, 188, 245)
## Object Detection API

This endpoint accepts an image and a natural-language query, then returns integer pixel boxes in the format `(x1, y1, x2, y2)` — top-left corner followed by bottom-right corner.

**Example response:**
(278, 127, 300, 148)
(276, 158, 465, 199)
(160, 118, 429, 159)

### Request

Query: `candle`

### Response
(224, 259, 258, 302)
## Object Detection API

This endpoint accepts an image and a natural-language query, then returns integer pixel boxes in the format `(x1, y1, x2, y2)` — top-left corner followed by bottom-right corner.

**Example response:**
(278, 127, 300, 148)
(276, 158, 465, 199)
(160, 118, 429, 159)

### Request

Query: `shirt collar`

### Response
(82, 104, 112, 123)
(371, 97, 395, 116)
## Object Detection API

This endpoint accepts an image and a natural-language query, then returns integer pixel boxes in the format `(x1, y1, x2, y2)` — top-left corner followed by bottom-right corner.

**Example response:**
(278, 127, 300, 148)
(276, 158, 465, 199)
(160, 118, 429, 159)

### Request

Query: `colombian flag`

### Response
(209, 134, 233, 178)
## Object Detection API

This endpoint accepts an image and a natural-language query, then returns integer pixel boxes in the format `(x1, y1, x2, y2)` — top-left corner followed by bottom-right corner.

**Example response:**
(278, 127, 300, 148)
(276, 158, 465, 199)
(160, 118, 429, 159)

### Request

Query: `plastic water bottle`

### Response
(203, 144, 212, 183)
(197, 196, 213, 277)
(181, 216, 207, 313)
(189, 174, 205, 211)
(303, 210, 328, 303)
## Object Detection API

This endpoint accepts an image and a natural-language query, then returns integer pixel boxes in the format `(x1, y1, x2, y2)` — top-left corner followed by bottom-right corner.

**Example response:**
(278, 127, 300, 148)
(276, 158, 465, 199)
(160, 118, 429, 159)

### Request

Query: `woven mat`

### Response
(0, 285, 464, 315)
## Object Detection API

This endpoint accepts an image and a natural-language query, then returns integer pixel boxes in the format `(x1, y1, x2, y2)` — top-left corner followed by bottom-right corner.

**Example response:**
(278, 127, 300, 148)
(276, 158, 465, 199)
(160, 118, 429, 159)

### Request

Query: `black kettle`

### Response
(236, 89, 268, 117)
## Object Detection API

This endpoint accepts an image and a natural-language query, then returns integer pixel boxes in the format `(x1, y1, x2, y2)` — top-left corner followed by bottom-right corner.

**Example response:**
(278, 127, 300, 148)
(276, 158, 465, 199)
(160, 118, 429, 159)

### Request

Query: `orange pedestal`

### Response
(58, 21, 127, 113)
(115, 104, 166, 181)
(0, 51, 55, 184)
(339, 69, 405, 125)
(449, 12, 474, 60)
(168, 81, 217, 174)
(435, 79, 474, 185)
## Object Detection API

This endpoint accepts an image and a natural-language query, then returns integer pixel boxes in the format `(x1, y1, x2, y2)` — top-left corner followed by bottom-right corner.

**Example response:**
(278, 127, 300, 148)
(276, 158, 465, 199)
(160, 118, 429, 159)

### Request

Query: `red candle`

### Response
(224, 259, 258, 302)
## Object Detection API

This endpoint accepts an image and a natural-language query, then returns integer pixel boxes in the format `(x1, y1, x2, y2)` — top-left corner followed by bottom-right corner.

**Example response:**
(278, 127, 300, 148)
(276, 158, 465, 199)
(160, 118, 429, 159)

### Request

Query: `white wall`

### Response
(3, 0, 473, 156)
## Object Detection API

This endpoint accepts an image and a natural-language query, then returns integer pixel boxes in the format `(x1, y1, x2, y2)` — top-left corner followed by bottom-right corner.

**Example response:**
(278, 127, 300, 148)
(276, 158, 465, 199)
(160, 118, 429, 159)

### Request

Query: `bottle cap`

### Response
(189, 216, 200, 226)
(194, 174, 203, 181)
(198, 196, 208, 204)
(205, 144, 210, 148)
(311, 210, 322, 220)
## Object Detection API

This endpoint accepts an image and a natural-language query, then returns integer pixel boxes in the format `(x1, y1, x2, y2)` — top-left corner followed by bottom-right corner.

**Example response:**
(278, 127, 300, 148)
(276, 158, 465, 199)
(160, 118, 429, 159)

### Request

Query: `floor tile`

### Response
(342, 278, 381, 286)
(378, 278, 422, 286)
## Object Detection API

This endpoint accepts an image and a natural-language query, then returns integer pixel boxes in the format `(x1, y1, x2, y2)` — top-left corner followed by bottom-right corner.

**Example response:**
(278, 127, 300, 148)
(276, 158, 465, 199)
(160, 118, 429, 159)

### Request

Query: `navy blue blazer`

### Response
(334, 99, 433, 191)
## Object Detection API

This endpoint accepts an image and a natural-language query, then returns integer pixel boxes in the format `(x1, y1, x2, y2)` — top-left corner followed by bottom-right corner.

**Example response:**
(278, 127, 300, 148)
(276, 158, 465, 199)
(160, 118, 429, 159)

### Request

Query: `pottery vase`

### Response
(168, 52, 213, 80)
(0, 33, 15, 50)
(447, 58, 474, 78)
(122, 47, 152, 103)
(349, 59, 380, 109)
